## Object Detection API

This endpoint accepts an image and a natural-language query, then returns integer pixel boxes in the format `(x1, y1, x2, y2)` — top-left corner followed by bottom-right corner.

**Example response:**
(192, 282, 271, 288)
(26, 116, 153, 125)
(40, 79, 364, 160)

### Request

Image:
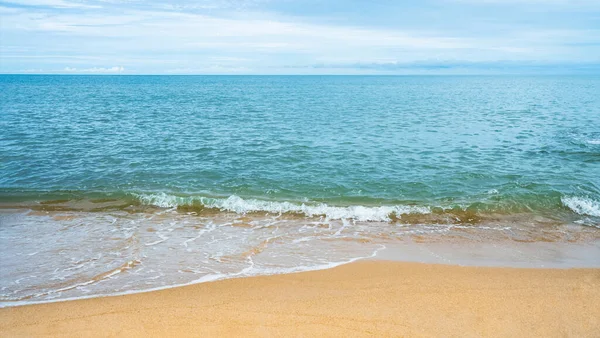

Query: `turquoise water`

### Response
(1, 75, 600, 305)
(1, 75, 599, 220)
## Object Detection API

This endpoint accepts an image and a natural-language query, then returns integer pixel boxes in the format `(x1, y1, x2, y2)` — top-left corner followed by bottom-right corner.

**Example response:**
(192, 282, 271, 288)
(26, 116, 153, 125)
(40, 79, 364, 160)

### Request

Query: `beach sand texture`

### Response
(1, 261, 599, 337)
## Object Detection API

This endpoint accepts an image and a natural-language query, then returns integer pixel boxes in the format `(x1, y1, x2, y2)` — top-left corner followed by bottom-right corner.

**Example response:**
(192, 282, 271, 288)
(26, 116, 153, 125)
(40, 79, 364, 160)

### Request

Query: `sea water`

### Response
(1, 75, 599, 305)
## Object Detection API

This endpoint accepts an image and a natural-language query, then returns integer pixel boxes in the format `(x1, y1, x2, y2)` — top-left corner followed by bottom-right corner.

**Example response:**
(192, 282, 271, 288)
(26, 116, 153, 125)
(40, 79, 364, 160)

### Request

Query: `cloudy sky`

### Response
(1, 0, 599, 74)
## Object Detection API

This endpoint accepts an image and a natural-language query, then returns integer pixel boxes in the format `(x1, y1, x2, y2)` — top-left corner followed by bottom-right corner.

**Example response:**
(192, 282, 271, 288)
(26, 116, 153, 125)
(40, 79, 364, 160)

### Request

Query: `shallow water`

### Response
(1, 208, 598, 306)
(1, 75, 599, 305)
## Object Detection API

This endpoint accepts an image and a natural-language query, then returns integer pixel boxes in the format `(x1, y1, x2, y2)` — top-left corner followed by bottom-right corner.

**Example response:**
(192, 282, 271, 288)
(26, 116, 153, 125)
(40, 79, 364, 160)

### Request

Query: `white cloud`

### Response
(21, 68, 44, 72)
(1, 0, 598, 73)
(63, 66, 124, 73)
(0, 9, 481, 53)
(4, 0, 101, 8)
(165, 65, 251, 74)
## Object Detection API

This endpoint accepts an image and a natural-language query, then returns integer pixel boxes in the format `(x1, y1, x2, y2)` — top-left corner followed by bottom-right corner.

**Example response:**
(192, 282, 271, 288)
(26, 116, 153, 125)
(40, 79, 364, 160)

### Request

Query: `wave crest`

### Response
(561, 196, 600, 217)
(133, 193, 431, 221)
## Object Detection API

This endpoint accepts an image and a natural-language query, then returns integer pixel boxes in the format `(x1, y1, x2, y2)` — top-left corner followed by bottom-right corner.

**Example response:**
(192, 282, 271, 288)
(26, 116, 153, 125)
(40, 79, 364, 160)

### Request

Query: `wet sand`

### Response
(1, 261, 599, 337)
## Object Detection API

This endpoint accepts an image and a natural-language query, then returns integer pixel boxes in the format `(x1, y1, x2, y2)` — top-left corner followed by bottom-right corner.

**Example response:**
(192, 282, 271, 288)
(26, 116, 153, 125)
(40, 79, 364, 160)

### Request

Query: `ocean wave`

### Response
(561, 196, 600, 217)
(5, 190, 599, 222)
(587, 139, 600, 145)
(133, 193, 431, 221)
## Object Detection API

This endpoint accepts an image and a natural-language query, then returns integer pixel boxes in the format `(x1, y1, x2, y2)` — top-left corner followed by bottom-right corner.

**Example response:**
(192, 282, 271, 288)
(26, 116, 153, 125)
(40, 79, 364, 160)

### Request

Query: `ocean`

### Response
(1, 75, 599, 305)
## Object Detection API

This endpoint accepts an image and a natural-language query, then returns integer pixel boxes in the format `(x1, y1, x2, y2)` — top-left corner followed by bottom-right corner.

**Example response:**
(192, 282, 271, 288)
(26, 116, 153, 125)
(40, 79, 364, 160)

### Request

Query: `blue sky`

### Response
(1, 0, 599, 74)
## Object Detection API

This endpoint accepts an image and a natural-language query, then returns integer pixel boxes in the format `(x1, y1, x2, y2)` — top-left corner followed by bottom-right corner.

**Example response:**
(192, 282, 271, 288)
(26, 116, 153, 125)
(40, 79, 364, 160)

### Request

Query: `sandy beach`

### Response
(1, 261, 599, 337)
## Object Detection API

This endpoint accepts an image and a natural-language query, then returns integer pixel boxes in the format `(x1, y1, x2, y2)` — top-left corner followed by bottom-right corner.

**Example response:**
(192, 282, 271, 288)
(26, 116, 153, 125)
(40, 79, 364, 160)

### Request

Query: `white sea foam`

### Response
(0, 246, 385, 309)
(561, 196, 600, 217)
(586, 139, 600, 145)
(134, 193, 430, 221)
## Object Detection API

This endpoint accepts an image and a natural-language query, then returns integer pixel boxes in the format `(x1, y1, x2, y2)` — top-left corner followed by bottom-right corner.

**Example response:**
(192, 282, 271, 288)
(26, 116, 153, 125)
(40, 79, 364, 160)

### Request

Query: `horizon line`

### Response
(2, 73, 599, 76)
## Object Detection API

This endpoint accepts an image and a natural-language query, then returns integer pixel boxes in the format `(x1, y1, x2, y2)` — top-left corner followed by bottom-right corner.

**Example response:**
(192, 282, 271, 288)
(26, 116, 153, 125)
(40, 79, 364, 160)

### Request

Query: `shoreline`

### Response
(4, 206, 597, 307)
(0, 250, 383, 309)
(1, 260, 599, 337)
(3, 239, 600, 309)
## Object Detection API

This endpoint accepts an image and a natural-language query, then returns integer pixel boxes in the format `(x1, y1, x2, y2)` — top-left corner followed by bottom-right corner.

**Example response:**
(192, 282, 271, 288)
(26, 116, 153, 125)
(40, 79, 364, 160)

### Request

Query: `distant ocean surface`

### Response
(1, 75, 599, 305)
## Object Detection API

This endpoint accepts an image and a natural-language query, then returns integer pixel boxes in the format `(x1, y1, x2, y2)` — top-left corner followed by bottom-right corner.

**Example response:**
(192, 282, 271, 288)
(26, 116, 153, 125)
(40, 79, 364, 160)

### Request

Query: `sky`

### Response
(1, 0, 599, 74)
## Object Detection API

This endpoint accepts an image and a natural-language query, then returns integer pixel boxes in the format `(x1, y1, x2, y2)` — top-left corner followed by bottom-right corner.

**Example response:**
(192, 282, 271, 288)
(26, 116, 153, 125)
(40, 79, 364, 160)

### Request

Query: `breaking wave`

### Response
(133, 193, 431, 222)
(4, 190, 599, 223)
(561, 196, 600, 217)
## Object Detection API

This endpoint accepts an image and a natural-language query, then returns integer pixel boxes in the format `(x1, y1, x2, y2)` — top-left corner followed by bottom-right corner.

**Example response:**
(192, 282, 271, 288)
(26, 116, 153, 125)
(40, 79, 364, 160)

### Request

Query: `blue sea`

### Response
(1, 75, 599, 305)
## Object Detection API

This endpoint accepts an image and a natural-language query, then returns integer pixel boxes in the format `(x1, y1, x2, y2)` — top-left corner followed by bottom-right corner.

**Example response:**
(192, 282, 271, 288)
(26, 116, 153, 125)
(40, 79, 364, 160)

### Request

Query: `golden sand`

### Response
(1, 261, 599, 337)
